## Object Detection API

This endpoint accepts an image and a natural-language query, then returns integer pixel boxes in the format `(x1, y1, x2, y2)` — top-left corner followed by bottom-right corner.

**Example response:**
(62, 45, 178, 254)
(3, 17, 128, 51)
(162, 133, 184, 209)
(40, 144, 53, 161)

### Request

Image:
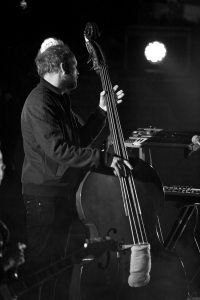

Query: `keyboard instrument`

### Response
(164, 185, 200, 198)
(125, 128, 200, 149)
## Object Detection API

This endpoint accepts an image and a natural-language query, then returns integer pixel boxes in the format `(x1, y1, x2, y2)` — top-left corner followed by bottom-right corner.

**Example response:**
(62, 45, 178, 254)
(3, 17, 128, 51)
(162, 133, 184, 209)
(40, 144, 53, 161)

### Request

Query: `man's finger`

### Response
(113, 85, 119, 92)
(124, 160, 133, 170)
(100, 91, 106, 97)
(113, 169, 119, 177)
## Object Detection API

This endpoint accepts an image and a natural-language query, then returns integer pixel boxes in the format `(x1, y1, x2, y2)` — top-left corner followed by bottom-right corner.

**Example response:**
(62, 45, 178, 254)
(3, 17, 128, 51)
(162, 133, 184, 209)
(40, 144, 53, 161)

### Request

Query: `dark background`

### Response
(1, 0, 200, 295)
(1, 0, 200, 180)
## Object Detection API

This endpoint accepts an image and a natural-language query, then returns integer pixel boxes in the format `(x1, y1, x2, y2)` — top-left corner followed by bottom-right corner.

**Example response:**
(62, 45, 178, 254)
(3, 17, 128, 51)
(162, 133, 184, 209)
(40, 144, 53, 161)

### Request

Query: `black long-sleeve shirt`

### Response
(21, 78, 108, 197)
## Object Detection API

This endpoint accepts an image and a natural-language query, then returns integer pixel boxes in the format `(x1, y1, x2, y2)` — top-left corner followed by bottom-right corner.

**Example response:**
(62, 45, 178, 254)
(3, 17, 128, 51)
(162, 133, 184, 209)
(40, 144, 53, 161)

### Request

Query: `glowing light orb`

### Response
(144, 41, 167, 64)
(20, 0, 27, 9)
(40, 38, 61, 54)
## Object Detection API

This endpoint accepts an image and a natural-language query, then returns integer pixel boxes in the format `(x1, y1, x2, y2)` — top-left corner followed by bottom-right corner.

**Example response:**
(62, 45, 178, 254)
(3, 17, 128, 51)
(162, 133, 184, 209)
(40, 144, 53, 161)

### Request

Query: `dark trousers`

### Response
(19, 194, 74, 300)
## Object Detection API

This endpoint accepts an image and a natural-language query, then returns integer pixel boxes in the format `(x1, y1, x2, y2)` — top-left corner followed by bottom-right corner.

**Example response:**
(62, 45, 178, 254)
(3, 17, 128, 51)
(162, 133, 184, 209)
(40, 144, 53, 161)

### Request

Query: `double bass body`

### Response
(71, 22, 188, 300)
(76, 157, 188, 300)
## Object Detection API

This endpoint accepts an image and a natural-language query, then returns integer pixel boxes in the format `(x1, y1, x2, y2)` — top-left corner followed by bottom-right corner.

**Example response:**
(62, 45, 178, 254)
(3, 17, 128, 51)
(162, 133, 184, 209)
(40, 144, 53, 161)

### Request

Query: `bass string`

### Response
(100, 64, 148, 244)
(101, 65, 127, 158)
(99, 66, 130, 214)
(100, 65, 145, 243)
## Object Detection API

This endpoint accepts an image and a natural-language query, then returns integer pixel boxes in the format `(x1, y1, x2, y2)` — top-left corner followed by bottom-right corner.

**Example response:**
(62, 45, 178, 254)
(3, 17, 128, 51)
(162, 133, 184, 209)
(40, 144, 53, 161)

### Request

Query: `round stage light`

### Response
(144, 41, 167, 64)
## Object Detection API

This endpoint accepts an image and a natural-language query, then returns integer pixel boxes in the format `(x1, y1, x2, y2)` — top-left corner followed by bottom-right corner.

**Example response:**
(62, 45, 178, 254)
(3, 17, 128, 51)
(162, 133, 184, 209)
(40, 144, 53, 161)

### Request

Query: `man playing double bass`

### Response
(20, 37, 132, 300)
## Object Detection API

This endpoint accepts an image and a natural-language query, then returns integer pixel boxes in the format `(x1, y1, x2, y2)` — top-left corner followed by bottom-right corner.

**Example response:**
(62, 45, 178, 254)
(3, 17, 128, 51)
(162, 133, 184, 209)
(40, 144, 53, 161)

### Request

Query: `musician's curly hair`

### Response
(35, 41, 73, 78)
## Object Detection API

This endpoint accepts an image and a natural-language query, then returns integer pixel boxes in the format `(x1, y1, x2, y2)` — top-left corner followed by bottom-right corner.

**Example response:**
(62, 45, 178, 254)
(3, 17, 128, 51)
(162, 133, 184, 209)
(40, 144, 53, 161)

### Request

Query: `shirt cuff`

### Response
(96, 106, 107, 119)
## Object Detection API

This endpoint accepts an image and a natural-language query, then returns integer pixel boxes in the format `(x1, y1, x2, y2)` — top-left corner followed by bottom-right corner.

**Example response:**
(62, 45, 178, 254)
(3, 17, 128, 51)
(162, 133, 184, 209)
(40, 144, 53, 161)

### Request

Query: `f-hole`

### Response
(97, 228, 117, 270)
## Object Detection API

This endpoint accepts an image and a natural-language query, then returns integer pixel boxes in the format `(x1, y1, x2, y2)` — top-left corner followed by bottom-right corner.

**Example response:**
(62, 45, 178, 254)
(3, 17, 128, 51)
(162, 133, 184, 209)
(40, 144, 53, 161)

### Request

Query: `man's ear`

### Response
(60, 62, 69, 74)
(60, 63, 65, 74)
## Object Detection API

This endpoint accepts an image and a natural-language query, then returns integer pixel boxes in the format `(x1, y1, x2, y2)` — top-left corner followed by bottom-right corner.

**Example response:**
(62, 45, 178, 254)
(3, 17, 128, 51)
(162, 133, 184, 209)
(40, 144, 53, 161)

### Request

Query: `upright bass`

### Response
(73, 22, 188, 300)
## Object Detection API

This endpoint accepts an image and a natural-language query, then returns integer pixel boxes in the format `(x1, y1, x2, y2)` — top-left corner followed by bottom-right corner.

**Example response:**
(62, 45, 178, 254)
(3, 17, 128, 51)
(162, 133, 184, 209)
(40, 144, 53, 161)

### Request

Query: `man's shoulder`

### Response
(26, 83, 56, 105)
(22, 85, 57, 120)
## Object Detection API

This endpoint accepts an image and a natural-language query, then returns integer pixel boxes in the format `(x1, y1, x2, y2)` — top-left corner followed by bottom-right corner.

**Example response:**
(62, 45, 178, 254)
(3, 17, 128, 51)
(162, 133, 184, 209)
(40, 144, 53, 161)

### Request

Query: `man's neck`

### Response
(44, 73, 60, 88)
(43, 73, 69, 95)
